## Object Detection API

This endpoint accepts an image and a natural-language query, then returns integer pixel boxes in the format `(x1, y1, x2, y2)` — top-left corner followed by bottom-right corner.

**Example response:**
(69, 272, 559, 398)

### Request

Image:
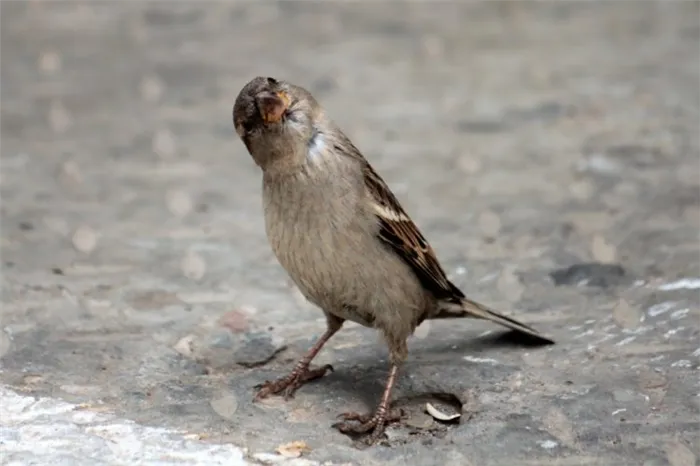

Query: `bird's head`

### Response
(233, 76, 321, 171)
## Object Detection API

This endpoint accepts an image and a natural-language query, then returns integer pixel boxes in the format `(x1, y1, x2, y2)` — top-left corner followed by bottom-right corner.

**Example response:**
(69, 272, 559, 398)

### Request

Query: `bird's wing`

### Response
(337, 133, 464, 301)
(333, 132, 554, 343)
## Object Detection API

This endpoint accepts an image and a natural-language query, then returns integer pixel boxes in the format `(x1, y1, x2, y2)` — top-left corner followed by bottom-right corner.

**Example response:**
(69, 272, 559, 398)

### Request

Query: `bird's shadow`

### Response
(423, 328, 554, 355)
(311, 328, 554, 411)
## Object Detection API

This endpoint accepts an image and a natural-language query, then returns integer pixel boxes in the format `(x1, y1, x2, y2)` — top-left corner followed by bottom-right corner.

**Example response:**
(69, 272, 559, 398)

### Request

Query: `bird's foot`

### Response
(333, 407, 403, 446)
(254, 364, 334, 401)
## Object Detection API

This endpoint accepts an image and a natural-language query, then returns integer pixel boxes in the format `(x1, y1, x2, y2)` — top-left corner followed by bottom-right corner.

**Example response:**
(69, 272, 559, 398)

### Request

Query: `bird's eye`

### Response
(285, 109, 297, 123)
(266, 77, 278, 86)
(235, 113, 256, 136)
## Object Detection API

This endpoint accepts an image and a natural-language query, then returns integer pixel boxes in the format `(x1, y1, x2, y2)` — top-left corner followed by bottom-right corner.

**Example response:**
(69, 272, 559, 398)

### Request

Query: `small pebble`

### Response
(181, 250, 206, 280)
(139, 74, 165, 103)
(173, 335, 195, 358)
(152, 128, 177, 159)
(209, 393, 238, 421)
(38, 50, 62, 74)
(166, 189, 193, 217)
(613, 299, 642, 329)
(49, 100, 73, 133)
(72, 225, 98, 253)
(591, 235, 617, 264)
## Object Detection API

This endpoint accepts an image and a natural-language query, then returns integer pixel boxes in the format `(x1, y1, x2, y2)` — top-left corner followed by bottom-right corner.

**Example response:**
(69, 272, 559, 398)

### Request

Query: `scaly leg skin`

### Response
(254, 316, 343, 401)
(333, 364, 402, 446)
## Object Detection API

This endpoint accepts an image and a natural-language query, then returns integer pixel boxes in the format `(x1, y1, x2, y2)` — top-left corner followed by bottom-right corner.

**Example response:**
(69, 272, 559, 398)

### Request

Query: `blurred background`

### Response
(1, 2, 699, 465)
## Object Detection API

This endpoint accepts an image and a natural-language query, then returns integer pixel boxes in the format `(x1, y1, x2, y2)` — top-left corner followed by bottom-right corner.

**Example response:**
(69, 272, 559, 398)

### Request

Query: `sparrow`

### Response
(232, 76, 554, 445)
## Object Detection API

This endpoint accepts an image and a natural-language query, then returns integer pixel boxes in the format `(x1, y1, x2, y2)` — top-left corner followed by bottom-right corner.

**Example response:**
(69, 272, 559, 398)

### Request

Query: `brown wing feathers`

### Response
(334, 131, 463, 302)
(330, 130, 554, 344)
(363, 162, 465, 302)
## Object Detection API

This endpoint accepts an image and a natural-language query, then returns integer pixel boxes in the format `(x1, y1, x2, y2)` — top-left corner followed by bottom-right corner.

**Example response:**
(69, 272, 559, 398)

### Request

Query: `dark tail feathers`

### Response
(434, 297, 554, 345)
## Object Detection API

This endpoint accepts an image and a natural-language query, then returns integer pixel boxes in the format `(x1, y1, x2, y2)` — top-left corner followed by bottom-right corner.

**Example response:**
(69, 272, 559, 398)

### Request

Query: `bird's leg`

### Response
(334, 364, 402, 444)
(255, 315, 343, 401)
(334, 336, 406, 445)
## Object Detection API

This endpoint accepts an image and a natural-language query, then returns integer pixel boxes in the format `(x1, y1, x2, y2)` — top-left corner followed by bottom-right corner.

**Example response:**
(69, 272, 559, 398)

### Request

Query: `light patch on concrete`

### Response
(658, 279, 700, 291)
(463, 355, 500, 365)
(648, 302, 676, 317)
(0, 386, 252, 466)
(538, 440, 559, 450)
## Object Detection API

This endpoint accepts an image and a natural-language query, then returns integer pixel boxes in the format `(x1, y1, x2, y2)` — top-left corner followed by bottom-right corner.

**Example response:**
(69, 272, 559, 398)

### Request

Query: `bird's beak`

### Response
(256, 90, 290, 124)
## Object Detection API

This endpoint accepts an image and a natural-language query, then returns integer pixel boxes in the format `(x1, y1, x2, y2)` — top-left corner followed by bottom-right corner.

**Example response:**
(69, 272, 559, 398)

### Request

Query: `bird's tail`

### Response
(434, 297, 554, 344)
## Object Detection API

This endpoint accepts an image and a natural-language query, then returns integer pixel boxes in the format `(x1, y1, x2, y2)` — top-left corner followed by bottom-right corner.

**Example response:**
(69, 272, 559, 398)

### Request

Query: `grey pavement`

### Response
(1, 2, 699, 465)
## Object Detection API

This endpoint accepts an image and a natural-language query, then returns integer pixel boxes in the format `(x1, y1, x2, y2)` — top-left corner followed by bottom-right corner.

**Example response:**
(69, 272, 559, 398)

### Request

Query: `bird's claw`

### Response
(254, 364, 334, 401)
(333, 408, 403, 445)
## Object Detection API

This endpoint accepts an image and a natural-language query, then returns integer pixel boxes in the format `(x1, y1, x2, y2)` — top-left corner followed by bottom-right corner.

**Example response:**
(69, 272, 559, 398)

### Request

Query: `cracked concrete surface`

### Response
(1, 2, 699, 465)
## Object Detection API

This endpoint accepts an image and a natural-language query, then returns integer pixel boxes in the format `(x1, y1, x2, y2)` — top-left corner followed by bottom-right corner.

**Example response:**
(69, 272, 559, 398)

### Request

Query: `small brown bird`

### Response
(232, 76, 554, 445)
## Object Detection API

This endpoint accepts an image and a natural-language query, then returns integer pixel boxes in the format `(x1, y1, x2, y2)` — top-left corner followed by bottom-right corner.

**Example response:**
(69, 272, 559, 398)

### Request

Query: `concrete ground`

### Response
(1, 2, 699, 465)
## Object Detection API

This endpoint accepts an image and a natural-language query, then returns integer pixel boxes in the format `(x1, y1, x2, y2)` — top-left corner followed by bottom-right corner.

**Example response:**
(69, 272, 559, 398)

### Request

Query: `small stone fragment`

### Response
(173, 335, 195, 358)
(591, 234, 617, 264)
(140, 74, 165, 103)
(72, 225, 98, 253)
(210, 393, 239, 421)
(217, 309, 250, 333)
(152, 128, 177, 159)
(49, 100, 73, 133)
(421, 34, 444, 58)
(613, 299, 642, 329)
(181, 250, 206, 280)
(276, 440, 311, 458)
(59, 160, 83, 186)
(39, 50, 62, 74)
(457, 156, 482, 174)
(166, 189, 192, 217)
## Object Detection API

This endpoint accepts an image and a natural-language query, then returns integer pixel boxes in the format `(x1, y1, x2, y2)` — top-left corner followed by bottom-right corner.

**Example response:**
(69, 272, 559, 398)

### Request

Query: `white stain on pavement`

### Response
(463, 355, 500, 365)
(0, 386, 259, 466)
(658, 278, 700, 291)
(648, 302, 676, 317)
(538, 440, 559, 450)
